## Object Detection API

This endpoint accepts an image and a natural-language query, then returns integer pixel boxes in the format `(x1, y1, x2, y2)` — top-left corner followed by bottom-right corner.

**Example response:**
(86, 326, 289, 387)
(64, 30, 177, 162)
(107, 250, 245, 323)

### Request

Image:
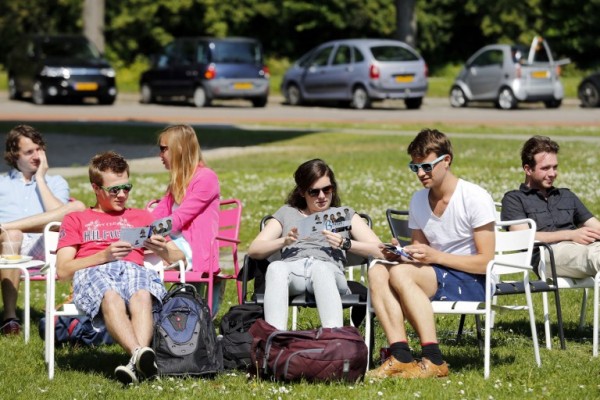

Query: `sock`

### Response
(390, 341, 413, 363)
(421, 342, 444, 365)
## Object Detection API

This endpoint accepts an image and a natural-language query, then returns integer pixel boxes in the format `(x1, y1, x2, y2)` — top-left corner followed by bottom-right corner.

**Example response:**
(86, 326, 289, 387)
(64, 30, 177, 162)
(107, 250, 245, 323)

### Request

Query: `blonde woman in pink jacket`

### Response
(151, 124, 222, 311)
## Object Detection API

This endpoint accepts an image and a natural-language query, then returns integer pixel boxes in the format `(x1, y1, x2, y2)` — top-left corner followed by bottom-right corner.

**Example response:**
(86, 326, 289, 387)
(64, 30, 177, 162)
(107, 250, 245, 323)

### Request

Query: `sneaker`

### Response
(133, 347, 158, 379)
(406, 357, 449, 379)
(115, 361, 139, 385)
(0, 319, 21, 335)
(365, 355, 419, 379)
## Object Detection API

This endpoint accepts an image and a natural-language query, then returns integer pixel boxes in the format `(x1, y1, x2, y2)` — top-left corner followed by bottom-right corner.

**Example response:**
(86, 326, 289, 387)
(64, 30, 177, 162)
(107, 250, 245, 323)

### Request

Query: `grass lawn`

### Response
(1, 122, 600, 398)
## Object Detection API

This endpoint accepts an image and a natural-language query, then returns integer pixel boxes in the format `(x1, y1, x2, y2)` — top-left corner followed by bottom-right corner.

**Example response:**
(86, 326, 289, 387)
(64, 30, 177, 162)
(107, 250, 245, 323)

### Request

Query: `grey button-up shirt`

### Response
(501, 183, 593, 232)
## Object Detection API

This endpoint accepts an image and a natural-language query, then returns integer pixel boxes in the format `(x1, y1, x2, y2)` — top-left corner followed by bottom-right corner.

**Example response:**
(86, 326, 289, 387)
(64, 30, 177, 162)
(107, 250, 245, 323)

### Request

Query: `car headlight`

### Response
(100, 68, 116, 78)
(41, 66, 70, 79)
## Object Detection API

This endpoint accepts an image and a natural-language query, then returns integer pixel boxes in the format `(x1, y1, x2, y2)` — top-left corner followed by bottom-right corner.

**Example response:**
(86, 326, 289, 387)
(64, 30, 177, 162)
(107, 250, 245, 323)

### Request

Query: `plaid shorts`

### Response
(21, 233, 45, 260)
(431, 264, 486, 302)
(72, 260, 167, 321)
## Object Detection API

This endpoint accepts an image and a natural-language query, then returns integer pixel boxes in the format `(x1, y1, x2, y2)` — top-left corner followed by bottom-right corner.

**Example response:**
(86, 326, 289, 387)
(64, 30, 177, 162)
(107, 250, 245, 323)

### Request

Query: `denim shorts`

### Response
(431, 264, 486, 301)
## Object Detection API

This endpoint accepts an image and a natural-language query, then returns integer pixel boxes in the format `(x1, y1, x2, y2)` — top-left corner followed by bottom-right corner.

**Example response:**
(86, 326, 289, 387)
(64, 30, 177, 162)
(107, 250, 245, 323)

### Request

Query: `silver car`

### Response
(450, 36, 568, 110)
(281, 38, 428, 109)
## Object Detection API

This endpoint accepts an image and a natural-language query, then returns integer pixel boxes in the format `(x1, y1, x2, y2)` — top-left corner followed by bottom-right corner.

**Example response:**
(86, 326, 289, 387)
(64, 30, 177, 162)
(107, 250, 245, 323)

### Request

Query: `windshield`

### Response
(40, 38, 101, 60)
(211, 41, 262, 64)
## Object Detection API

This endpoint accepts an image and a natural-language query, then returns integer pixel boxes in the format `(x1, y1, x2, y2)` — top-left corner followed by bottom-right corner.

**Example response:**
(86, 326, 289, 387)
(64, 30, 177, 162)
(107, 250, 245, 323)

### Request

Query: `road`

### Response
(1, 92, 598, 127)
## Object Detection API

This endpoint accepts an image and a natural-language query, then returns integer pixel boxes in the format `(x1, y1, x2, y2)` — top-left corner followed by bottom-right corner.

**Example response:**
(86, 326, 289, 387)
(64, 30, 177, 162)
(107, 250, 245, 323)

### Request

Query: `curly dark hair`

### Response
(286, 159, 341, 210)
(4, 125, 46, 169)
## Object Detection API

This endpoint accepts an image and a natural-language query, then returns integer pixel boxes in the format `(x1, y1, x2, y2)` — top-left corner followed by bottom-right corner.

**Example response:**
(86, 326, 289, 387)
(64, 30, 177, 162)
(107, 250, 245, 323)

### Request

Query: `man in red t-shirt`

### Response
(56, 151, 183, 385)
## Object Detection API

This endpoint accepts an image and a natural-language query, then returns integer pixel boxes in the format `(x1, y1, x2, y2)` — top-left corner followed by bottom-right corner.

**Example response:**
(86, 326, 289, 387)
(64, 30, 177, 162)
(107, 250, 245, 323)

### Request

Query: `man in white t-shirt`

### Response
(367, 129, 496, 379)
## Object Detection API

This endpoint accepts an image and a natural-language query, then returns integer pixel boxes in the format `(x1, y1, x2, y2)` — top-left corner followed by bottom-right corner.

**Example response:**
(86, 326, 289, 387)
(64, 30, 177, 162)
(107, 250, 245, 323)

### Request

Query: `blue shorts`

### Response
(431, 264, 485, 301)
(72, 260, 167, 322)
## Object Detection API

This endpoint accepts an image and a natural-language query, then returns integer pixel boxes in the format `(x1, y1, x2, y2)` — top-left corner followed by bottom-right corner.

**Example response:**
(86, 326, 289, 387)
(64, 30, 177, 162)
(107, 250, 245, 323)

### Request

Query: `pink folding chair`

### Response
(153, 198, 243, 313)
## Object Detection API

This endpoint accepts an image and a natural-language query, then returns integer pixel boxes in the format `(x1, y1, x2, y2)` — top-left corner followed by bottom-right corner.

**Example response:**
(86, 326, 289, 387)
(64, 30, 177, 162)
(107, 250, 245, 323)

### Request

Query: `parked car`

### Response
(6, 34, 117, 105)
(139, 37, 269, 108)
(578, 72, 600, 108)
(281, 38, 428, 110)
(449, 36, 568, 110)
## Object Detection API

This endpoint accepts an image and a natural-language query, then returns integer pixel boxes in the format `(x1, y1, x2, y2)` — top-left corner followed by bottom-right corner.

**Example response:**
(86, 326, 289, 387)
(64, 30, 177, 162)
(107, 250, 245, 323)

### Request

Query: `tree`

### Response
(395, 0, 417, 47)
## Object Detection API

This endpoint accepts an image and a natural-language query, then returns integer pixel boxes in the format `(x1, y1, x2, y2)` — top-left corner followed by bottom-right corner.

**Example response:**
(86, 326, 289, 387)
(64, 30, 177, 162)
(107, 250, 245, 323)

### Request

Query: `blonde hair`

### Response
(158, 124, 204, 203)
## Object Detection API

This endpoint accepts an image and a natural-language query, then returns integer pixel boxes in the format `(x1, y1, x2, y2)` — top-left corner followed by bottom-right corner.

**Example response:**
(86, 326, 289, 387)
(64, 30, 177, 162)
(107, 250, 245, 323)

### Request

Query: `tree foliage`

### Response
(0, 0, 598, 72)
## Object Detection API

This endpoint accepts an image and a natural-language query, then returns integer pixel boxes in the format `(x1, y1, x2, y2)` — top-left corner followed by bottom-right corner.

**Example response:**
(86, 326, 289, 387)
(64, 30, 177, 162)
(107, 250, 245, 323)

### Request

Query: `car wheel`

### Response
(449, 86, 468, 108)
(251, 96, 268, 108)
(8, 76, 22, 100)
(405, 97, 423, 110)
(192, 86, 209, 107)
(32, 81, 47, 105)
(140, 84, 155, 104)
(579, 81, 600, 108)
(286, 84, 303, 106)
(543, 99, 562, 109)
(496, 87, 517, 110)
(351, 86, 371, 109)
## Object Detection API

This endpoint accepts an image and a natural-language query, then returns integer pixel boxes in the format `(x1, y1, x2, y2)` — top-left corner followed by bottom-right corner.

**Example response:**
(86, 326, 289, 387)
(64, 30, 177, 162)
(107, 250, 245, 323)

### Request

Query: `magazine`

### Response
(296, 206, 352, 238)
(120, 217, 173, 248)
(382, 243, 413, 260)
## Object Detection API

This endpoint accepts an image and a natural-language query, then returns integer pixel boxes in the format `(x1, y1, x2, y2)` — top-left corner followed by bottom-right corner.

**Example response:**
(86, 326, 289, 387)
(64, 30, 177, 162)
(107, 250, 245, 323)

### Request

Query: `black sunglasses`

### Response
(307, 185, 334, 197)
(99, 183, 133, 196)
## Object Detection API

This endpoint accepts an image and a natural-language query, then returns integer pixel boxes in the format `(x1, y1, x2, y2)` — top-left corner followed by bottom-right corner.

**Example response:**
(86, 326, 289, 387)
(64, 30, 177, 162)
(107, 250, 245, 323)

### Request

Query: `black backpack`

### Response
(219, 304, 264, 370)
(152, 283, 223, 377)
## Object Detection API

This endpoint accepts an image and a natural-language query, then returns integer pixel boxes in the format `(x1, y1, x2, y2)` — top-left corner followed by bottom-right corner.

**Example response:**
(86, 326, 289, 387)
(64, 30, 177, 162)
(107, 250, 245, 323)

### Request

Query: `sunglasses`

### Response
(99, 183, 133, 196)
(408, 154, 447, 173)
(159, 145, 169, 153)
(307, 185, 334, 197)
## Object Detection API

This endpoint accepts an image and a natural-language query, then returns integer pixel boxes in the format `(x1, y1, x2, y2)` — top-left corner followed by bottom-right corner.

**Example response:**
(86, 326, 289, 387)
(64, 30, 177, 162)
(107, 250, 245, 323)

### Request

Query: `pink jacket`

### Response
(152, 166, 220, 275)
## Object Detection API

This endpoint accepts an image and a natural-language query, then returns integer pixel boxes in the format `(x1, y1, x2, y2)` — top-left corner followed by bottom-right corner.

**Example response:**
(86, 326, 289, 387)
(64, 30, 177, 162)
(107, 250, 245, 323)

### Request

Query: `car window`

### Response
(531, 40, 551, 63)
(309, 46, 334, 67)
(471, 49, 503, 67)
(179, 40, 197, 65)
(157, 42, 177, 67)
(370, 45, 419, 62)
(212, 41, 261, 64)
(197, 43, 209, 64)
(353, 47, 365, 63)
(40, 38, 100, 60)
(332, 45, 351, 65)
(511, 46, 528, 65)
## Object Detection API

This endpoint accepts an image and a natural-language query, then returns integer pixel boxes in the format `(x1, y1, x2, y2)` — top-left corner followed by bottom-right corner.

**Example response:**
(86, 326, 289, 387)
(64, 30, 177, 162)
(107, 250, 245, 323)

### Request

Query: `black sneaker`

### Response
(115, 361, 139, 385)
(133, 347, 158, 379)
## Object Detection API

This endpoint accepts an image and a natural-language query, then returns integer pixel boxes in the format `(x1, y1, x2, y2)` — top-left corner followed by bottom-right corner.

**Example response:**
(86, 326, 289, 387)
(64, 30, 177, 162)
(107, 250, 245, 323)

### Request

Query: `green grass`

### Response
(2, 121, 600, 398)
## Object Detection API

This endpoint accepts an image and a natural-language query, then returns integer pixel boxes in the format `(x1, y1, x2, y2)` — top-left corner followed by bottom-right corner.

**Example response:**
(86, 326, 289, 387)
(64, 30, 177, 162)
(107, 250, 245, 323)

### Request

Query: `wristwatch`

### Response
(341, 237, 352, 251)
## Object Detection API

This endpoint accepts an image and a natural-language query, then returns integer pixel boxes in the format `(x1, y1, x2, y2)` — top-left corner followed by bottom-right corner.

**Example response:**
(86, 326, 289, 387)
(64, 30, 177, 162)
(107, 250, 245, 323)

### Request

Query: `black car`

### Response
(6, 34, 117, 105)
(578, 72, 600, 108)
(139, 37, 269, 108)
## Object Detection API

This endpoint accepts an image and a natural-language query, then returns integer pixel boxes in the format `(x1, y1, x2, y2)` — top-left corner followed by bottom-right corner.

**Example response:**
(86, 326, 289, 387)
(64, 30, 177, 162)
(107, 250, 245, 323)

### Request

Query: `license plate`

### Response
(395, 75, 414, 83)
(531, 70, 549, 79)
(233, 82, 253, 90)
(75, 82, 98, 91)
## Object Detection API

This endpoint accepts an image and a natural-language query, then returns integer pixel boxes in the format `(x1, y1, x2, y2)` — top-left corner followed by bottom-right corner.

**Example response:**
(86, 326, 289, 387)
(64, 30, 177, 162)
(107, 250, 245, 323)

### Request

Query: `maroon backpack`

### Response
(249, 319, 368, 382)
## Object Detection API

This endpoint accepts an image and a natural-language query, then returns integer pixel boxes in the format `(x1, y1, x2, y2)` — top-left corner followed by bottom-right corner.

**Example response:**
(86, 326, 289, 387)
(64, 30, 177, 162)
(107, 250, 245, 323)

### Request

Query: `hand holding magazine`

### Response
(120, 217, 173, 248)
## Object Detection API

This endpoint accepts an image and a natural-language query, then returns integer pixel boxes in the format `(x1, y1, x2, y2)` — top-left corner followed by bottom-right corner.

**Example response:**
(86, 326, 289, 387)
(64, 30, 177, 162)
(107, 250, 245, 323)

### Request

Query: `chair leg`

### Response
(475, 315, 483, 355)
(553, 288, 566, 350)
(292, 306, 298, 330)
(541, 291, 552, 349)
(484, 312, 491, 379)
(579, 288, 589, 332)
(456, 314, 466, 342)
(525, 284, 541, 367)
(593, 273, 600, 357)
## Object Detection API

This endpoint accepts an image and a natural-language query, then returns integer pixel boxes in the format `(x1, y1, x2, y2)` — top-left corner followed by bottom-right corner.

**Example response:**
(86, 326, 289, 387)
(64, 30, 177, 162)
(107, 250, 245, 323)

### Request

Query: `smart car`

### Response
(6, 34, 117, 105)
(139, 37, 269, 107)
(281, 38, 428, 110)
(449, 36, 567, 110)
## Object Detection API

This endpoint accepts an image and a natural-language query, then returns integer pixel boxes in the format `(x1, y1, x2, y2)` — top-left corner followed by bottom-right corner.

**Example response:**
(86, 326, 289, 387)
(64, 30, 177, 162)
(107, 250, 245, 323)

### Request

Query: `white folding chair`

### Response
(366, 218, 541, 378)
(43, 222, 184, 379)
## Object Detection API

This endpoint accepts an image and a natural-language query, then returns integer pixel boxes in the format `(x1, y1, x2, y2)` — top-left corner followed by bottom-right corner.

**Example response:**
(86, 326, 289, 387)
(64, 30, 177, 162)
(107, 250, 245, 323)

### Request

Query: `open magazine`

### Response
(296, 206, 352, 238)
(120, 217, 173, 248)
